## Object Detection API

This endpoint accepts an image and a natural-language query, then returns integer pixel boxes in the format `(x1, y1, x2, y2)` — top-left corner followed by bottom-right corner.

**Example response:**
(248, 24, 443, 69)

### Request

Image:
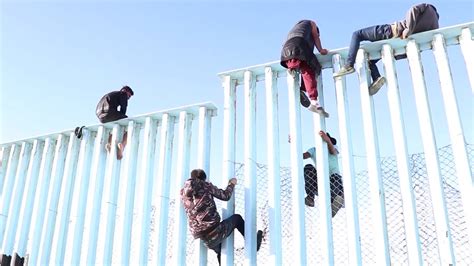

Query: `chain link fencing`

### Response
(163, 143, 473, 265)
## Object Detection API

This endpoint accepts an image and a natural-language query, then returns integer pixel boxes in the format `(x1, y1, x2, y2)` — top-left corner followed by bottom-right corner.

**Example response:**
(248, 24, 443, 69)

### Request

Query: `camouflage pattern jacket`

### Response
(180, 178, 235, 239)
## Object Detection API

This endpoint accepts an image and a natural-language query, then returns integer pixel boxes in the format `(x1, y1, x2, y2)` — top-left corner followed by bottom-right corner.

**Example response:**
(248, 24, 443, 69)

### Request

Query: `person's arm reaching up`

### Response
(311, 21, 328, 55)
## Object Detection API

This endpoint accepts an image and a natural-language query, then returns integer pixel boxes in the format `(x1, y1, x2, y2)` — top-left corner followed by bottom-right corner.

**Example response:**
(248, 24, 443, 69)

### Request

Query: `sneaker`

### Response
(300, 90, 311, 108)
(308, 100, 330, 118)
(305, 196, 315, 207)
(256, 230, 263, 251)
(369, 77, 386, 96)
(116, 143, 124, 160)
(105, 143, 111, 153)
(333, 65, 355, 78)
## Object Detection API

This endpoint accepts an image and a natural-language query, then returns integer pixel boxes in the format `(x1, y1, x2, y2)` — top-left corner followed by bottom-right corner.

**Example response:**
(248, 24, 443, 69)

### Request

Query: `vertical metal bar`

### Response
(0, 144, 20, 243)
(59, 130, 91, 263)
(433, 34, 474, 255)
(85, 126, 109, 264)
(354, 49, 390, 265)
(332, 54, 362, 265)
(67, 129, 94, 264)
(1, 141, 34, 253)
(286, 69, 307, 266)
(0, 146, 11, 196)
(243, 70, 257, 266)
(196, 106, 213, 266)
(312, 74, 334, 265)
(100, 124, 124, 264)
(381, 44, 423, 264)
(0, 145, 20, 200)
(118, 121, 141, 264)
(172, 111, 193, 266)
(70, 129, 99, 264)
(459, 28, 474, 93)
(264, 67, 282, 266)
(0, 142, 32, 248)
(40, 133, 79, 264)
(40, 132, 79, 264)
(156, 114, 176, 265)
(221, 75, 237, 266)
(137, 118, 158, 265)
(52, 132, 81, 264)
(17, 138, 54, 257)
(8, 140, 44, 255)
(29, 135, 66, 265)
(406, 40, 455, 265)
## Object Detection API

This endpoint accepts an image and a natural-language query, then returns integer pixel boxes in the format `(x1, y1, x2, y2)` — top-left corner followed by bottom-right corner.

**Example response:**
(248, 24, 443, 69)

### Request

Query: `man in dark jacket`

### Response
(180, 169, 263, 265)
(281, 20, 330, 117)
(96, 85, 134, 160)
(333, 3, 439, 95)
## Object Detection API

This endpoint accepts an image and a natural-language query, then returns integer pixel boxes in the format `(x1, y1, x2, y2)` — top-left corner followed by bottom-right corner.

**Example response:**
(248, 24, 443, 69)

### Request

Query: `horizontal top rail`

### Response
(0, 102, 217, 147)
(218, 22, 474, 84)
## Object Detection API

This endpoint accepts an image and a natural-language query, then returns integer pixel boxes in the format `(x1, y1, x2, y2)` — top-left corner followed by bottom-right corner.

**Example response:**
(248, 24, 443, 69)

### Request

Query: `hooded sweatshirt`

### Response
(393, 3, 439, 38)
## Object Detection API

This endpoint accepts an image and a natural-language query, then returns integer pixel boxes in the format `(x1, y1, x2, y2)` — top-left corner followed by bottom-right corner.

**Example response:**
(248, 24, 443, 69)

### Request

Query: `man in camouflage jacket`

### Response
(180, 169, 263, 264)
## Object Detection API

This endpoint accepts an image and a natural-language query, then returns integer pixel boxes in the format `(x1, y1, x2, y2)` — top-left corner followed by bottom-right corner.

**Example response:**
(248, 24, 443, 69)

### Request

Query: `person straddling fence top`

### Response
(281, 20, 330, 117)
(180, 169, 263, 265)
(302, 131, 345, 217)
(333, 3, 439, 96)
(95, 85, 134, 160)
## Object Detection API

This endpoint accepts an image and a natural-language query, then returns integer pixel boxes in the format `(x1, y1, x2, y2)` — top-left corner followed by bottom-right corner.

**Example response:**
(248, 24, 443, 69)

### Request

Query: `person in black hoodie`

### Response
(333, 3, 439, 96)
(281, 20, 330, 117)
(96, 85, 134, 160)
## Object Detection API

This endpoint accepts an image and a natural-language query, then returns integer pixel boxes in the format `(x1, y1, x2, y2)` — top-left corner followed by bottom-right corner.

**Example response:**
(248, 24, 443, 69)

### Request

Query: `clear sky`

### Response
(1, 0, 473, 172)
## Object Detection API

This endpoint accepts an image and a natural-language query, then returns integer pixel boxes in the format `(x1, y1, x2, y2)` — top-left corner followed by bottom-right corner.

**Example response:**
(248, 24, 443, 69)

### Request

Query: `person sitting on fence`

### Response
(290, 131, 344, 217)
(95, 85, 134, 160)
(180, 169, 263, 265)
(333, 3, 439, 96)
(280, 19, 329, 117)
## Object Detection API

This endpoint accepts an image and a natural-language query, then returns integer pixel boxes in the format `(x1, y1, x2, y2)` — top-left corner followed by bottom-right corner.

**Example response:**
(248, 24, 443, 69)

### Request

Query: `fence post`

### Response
(221, 75, 237, 266)
(433, 33, 474, 255)
(355, 49, 390, 265)
(406, 39, 455, 265)
(382, 44, 423, 264)
(332, 54, 362, 265)
(264, 66, 282, 266)
(286, 69, 307, 266)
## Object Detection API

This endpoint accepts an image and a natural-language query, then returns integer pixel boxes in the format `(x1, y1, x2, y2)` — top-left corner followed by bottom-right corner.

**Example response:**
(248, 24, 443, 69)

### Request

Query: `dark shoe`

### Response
(256, 230, 263, 251)
(369, 77, 386, 96)
(305, 196, 315, 207)
(74, 126, 85, 139)
(333, 65, 355, 78)
(300, 90, 311, 108)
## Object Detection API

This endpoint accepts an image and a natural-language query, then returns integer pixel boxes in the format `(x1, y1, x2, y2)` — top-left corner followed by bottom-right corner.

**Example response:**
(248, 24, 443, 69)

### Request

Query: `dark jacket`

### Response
(394, 3, 439, 38)
(280, 20, 322, 74)
(96, 91, 128, 119)
(180, 177, 235, 239)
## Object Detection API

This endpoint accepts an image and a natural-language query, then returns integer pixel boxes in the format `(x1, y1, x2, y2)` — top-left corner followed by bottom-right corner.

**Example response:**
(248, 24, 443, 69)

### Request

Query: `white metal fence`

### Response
(0, 22, 473, 266)
(0, 103, 217, 265)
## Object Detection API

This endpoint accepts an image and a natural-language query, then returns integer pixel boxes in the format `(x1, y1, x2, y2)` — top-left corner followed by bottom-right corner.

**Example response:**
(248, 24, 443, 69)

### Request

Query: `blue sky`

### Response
(1, 0, 473, 170)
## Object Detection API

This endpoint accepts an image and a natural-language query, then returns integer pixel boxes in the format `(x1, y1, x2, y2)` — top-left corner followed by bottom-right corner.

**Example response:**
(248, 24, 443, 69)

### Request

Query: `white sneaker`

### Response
(308, 100, 329, 118)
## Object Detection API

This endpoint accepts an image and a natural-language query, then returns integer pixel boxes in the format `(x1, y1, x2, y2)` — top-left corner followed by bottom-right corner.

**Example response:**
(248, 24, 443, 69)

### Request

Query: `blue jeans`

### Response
(346, 24, 393, 81)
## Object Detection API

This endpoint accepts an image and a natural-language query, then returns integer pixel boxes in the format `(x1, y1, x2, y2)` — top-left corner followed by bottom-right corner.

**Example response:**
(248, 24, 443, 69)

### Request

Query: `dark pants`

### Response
(346, 24, 393, 81)
(97, 112, 127, 124)
(202, 214, 245, 265)
(304, 164, 344, 201)
(286, 59, 318, 101)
